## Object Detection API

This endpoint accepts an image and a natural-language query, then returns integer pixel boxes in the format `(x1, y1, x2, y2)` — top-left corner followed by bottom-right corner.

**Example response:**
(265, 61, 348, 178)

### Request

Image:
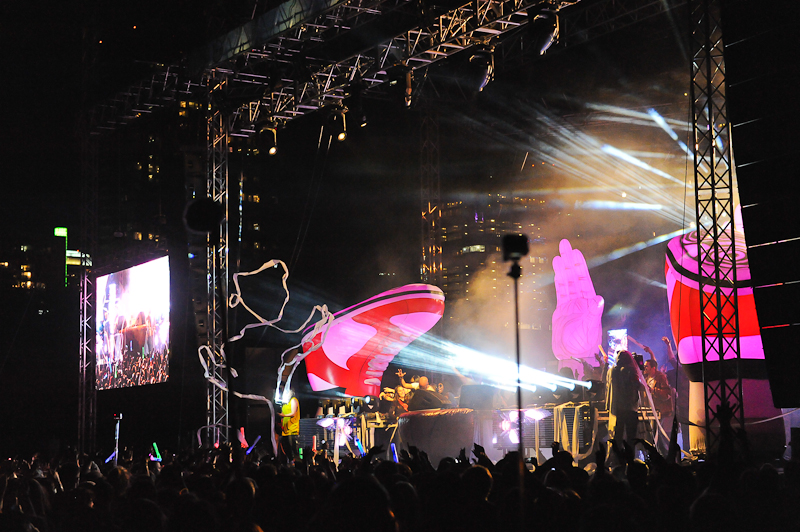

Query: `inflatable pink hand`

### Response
(551, 239, 604, 362)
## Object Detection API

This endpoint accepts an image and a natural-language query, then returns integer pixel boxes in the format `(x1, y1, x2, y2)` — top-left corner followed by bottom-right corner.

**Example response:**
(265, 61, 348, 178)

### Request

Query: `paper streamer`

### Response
(197, 258, 334, 453)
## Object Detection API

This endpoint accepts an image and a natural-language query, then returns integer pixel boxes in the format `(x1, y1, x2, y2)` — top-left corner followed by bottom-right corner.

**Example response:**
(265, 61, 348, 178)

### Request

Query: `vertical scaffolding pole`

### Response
(689, 0, 743, 453)
(206, 76, 230, 446)
(420, 109, 442, 288)
(78, 128, 98, 454)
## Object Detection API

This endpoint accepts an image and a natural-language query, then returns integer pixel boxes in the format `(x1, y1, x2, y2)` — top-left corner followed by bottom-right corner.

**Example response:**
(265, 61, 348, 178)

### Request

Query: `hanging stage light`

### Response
(527, 2, 559, 56)
(468, 46, 495, 92)
(259, 123, 278, 155)
(404, 67, 413, 108)
(329, 106, 347, 141)
(346, 81, 368, 128)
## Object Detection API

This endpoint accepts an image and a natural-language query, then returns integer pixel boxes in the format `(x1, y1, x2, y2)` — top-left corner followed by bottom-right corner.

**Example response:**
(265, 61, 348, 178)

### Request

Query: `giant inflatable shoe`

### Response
(302, 284, 445, 397)
(665, 209, 764, 377)
(665, 208, 782, 452)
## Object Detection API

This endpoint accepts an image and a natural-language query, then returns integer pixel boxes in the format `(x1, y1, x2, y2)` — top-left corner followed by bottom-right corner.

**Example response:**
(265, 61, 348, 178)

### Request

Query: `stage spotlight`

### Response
(328, 107, 347, 141)
(405, 68, 413, 107)
(346, 80, 369, 128)
(527, 2, 559, 56)
(259, 124, 278, 155)
(468, 46, 494, 92)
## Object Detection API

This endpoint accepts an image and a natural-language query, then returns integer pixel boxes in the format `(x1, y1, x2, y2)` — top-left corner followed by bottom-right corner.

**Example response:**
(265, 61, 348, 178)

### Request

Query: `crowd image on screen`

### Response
(95, 258, 170, 390)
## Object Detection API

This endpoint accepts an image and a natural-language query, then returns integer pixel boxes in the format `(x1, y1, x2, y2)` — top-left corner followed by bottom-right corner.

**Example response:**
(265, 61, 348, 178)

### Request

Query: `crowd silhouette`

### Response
(1, 409, 798, 532)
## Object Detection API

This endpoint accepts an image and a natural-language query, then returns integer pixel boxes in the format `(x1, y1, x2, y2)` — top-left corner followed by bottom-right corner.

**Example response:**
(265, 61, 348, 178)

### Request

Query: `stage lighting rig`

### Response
(468, 45, 495, 92)
(258, 122, 278, 155)
(328, 106, 348, 141)
(404, 66, 413, 108)
(527, 2, 560, 56)
(345, 81, 368, 129)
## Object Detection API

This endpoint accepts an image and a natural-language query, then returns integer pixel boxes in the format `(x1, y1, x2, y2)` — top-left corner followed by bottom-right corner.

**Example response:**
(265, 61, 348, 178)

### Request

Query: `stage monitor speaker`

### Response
(407, 389, 446, 411)
(245, 403, 273, 443)
(459, 384, 496, 410)
(724, 0, 800, 407)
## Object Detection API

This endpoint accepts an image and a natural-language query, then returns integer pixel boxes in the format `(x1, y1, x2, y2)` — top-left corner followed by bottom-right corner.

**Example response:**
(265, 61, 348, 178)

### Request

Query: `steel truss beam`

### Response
(89, 0, 580, 135)
(205, 76, 231, 446)
(689, 0, 743, 453)
(87, 0, 677, 135)
(207, 0, 556, 127)
(496, 0, 674, 66)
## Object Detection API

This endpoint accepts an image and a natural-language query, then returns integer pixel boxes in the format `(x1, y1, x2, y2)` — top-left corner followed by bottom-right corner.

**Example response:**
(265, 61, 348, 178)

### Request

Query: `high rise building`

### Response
(438, 193, 556, 365)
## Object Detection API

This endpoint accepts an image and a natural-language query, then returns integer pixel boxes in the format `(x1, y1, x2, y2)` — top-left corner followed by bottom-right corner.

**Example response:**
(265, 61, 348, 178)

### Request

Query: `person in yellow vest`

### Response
(278, 388, 300, 461)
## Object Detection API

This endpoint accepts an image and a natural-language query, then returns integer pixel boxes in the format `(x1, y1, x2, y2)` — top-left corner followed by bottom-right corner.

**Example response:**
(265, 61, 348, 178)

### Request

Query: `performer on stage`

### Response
(278, 389, 300, 462)
(396, 369, 435, 391)
(642, 345, 675, 455)
(609, 350, 642, 448)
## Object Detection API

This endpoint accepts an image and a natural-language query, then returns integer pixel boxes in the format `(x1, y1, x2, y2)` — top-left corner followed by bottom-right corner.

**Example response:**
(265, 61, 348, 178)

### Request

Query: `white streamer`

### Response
(197, 258, 334, 453)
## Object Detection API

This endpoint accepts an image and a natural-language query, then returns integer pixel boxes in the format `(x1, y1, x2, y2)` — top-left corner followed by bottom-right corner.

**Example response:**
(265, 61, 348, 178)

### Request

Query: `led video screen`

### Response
(95, 256, 170, 390)
(607, 328, 627, 365)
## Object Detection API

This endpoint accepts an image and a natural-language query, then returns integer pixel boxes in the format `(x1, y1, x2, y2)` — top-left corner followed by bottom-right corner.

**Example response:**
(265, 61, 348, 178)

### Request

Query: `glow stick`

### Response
(354, 436, 365, 456)
(390, 443, 399, 463)
(152, 442, 162, 461)
(105, 451, 116, 464)
(246, 435, 262, 455)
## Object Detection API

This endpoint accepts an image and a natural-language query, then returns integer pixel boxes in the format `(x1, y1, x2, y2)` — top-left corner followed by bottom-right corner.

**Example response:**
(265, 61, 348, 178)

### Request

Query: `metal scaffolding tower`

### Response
(78, 129, 98, 454)
(689, 0, 743, 453)
(205, 76, 232, 445)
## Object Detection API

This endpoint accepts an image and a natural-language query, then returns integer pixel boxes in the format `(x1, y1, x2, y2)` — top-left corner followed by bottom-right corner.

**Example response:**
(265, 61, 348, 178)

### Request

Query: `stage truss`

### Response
(78, 125, 98, 454)
(689, 0, 743, 453)
(205, 74, 232, 446)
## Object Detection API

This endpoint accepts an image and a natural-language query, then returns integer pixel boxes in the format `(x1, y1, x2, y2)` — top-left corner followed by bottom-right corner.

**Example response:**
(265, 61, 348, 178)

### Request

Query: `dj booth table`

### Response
(292, 390, 657, 465)
(396, 402, 599, 465)
(396, 403, 658, 465)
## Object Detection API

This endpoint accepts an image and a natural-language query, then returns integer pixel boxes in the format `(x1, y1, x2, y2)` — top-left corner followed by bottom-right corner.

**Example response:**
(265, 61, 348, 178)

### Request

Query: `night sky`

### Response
(3, 1, 695, 454)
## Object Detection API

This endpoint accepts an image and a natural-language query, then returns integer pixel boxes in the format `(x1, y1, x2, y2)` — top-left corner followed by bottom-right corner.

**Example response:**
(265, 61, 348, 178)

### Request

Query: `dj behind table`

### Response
(397, 384, 607, 466)
(289, 381, 649, 467)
